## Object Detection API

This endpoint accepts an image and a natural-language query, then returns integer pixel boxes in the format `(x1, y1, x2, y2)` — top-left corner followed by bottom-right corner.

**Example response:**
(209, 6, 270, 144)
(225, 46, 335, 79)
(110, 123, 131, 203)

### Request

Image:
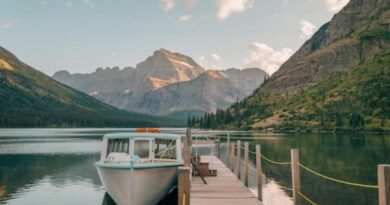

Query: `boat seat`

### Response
(105, 152, 131, 163)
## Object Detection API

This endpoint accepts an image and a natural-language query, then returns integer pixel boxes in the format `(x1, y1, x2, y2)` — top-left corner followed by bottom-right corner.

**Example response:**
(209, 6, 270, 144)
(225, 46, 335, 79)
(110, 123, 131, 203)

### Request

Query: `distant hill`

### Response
(0, 47, 180, 127)
(53, 49, 268, 115)
(194, 0, 390, 131)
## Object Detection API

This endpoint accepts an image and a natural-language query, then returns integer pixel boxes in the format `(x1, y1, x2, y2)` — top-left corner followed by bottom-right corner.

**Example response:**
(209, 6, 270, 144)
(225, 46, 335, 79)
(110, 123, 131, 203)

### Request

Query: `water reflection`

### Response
(102, 190, 177, 205)
(0, 129, 177, 205)
(224, 133, 390, 205)
(250, 181, 293, 205)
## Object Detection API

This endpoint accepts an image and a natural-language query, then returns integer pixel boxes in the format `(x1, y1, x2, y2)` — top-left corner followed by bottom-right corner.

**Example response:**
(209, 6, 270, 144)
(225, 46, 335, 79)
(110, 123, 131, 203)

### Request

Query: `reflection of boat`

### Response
(95, 133, 183, 205)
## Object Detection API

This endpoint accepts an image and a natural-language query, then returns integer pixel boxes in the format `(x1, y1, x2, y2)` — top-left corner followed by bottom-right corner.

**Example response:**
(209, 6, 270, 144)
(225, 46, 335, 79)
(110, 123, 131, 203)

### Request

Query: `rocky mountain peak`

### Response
(203, 70, 226, 79)
(135, 48, 205, 83)
(52, 70, 71, 78)
(52, 49, 267, 115)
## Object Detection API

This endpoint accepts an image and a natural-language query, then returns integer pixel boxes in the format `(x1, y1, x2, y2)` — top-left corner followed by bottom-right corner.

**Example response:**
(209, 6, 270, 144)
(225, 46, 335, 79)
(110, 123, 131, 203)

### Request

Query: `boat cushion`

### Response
(106, 152, 131, 163)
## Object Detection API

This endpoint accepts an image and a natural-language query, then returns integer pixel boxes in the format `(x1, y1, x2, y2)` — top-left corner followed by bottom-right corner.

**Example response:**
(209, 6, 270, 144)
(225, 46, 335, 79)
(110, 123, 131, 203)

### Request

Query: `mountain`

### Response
(258, 0, 390, 96)
(223, 68, 268, 95)
(131, 70, 246, 115)
(134, 48, 205, 83)
(53, 49, 205, 95)
(194, 0, 390, 131)
(0, 47, 179, 127)
(53, 49, 268, 116)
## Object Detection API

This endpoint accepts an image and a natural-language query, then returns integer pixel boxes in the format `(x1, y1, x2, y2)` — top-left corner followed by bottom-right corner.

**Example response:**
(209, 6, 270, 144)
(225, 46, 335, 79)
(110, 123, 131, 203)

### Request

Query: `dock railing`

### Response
(226, 138, 390, 205)
(177, 129, 390, 205)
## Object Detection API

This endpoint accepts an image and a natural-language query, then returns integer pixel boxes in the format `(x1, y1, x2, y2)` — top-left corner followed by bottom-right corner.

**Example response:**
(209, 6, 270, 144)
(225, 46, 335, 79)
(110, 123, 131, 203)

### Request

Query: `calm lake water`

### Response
(0, 129, 388, 205)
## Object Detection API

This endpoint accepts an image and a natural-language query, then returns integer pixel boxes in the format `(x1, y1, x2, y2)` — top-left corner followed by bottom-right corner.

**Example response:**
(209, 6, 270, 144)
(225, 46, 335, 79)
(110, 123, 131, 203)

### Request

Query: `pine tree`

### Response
(187, 115, 190, 127)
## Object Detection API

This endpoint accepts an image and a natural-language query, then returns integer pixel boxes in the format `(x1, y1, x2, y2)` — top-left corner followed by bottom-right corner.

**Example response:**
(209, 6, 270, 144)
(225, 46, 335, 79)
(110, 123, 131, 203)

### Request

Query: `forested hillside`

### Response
(192, 0, 390, 132)
(0, 47, 181, 127)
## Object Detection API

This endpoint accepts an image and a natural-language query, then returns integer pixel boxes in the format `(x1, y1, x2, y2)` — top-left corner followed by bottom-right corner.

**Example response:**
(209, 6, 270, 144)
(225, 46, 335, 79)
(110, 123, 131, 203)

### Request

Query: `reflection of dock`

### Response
(190, 156, 262, 205)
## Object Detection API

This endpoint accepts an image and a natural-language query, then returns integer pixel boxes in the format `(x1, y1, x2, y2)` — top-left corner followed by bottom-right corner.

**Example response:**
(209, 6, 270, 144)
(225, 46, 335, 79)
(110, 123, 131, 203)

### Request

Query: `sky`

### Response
(0, 0, 350, 75)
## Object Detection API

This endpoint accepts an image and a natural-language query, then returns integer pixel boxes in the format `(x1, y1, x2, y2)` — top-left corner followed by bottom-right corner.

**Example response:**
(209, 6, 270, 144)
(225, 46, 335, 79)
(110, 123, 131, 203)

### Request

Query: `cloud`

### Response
(199, 56, 205, 61)
(326, 0, 349, 12)
(178, 15, 192, 22)
(0, 19, 17, 30)
(82, 0, 94, 8)
(211, 53, 221, 61)
(216, 0, 253, 20)
(300, 20, 316, 39)
(162, 0, 175, 11)
(244, 42, 293, 75)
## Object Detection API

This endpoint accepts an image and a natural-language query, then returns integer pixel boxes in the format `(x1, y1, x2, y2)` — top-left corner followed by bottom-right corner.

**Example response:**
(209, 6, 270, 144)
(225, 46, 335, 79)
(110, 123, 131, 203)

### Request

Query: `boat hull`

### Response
(96, 165, 179, 205)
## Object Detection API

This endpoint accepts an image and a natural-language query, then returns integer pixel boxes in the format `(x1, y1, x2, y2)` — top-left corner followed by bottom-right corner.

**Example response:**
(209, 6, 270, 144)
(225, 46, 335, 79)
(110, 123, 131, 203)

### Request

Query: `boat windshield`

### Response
(134, 139, 150, 159)
(104, 136, 179, 163)
(154, 138, 176, 160)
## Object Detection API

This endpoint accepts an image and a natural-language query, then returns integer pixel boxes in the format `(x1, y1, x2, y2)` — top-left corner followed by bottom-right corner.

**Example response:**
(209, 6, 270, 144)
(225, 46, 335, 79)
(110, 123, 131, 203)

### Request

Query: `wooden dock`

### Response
(190, 156, 263, 205)
(178, 130, 390, 205)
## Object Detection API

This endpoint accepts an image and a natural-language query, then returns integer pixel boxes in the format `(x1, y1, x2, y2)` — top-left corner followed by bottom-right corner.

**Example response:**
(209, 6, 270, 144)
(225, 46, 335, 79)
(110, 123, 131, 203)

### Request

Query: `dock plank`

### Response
(190, 156, 263, 205)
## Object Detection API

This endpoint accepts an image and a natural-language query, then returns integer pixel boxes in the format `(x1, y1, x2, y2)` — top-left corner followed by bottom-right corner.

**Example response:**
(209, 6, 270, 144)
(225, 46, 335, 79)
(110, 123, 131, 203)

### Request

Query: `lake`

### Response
(0, 129, 388, 205)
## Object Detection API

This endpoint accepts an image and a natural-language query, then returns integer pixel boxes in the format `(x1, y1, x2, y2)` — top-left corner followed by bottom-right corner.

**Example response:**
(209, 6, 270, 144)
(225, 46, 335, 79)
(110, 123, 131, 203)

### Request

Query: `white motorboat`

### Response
(95, 132, 183, 205)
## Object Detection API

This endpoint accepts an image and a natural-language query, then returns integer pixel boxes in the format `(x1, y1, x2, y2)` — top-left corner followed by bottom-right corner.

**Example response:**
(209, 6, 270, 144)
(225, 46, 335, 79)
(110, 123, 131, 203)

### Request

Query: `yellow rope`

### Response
(261, 155, 291, 165)
(298, 191, 318, 205)
(248, 149, 256, 155)
(247, 148, 291, 165)
(299, 163, 379, 189)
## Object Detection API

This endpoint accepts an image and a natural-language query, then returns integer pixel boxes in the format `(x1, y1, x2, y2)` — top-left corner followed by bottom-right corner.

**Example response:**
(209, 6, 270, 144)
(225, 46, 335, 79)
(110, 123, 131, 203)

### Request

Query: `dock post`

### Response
(236, 140, 241, 179)
(226, 132, 231, 165)
(256, 144, 262, 201)
(183, 145, 191, 167)
(178, 167, 190, 205)
(230, 143, 235, 172)
(216, 140, 220, 158)
(378, 165, 390, 205)
(291, 149, 301, 205)
(186, 128, 192, 146)
(244, 142, 249, 187)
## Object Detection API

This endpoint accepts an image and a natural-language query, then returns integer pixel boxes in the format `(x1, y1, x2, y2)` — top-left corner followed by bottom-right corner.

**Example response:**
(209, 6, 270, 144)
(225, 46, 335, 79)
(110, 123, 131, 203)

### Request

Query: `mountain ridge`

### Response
(53, 49, 268, 115)
(258, 0, 390, 96)
(0, 46, 180, 127)
(193, 0, 390, 131)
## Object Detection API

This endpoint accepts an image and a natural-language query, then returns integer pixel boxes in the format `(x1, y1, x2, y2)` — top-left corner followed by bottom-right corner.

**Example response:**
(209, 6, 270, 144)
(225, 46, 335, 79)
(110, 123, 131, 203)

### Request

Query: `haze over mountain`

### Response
(0, 47, 178, 127)
(195, 0, 390, 131)
(53, 49, 268, 116)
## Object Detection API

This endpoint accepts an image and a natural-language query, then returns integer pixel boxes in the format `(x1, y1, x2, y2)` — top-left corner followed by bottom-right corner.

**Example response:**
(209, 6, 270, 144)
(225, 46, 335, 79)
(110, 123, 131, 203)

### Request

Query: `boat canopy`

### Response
(103, 132, 182, 140)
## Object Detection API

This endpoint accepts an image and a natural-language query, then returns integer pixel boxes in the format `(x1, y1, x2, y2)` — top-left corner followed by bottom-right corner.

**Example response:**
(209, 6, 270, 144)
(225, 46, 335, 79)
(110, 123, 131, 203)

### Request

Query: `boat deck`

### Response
(190, 155, 263, 205)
